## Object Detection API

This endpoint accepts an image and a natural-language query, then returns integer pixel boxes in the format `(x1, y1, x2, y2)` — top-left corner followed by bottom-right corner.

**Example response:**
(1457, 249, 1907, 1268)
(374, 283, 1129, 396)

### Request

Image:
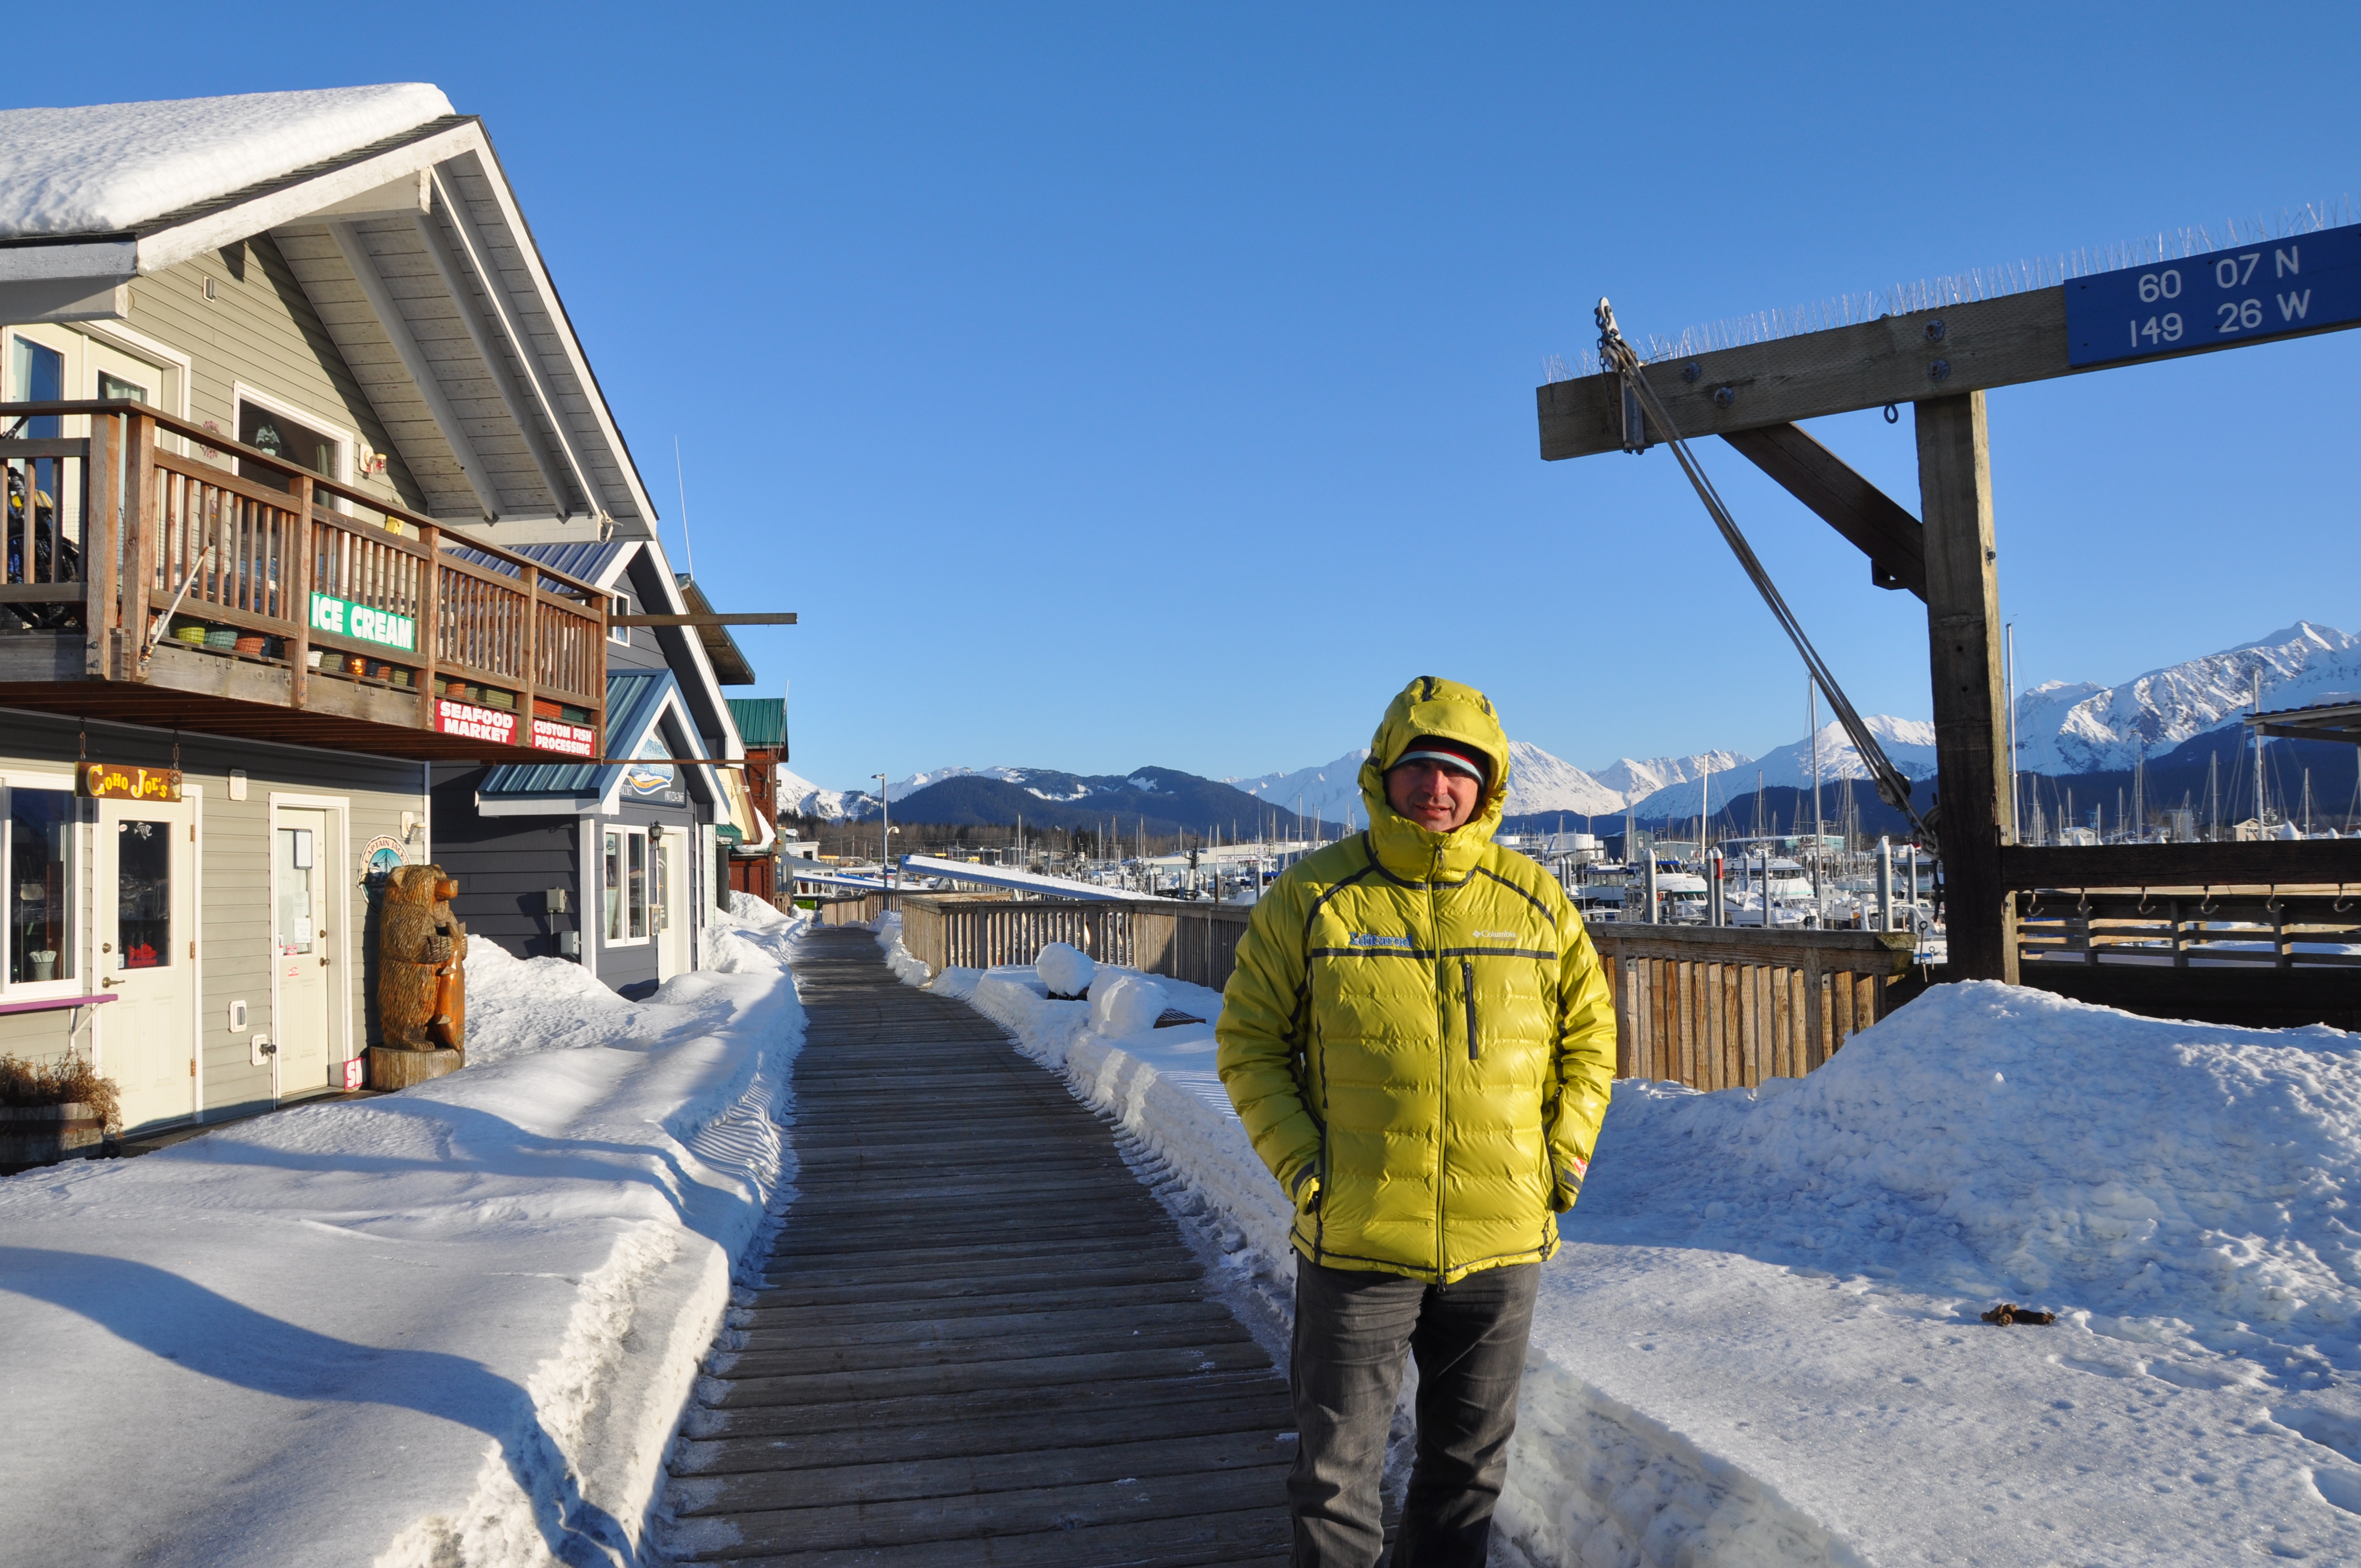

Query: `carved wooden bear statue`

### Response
(378, 864, 467, 1052)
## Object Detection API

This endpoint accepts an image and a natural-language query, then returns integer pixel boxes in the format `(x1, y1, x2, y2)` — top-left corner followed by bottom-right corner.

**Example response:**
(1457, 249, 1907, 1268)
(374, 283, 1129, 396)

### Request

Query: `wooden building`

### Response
(0, 84, 753, 1128)
(725, 696, 787, 905)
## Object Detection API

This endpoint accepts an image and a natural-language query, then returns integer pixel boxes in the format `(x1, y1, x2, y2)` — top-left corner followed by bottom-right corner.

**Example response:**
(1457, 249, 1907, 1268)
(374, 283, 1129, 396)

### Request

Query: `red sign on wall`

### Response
(531, 717, 595, 757)
(434, 699, 517, 745)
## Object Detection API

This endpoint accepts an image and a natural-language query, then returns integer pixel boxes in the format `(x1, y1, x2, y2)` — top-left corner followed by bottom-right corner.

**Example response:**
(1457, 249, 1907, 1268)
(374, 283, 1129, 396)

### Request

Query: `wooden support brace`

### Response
(1721, 423, 1927, 599)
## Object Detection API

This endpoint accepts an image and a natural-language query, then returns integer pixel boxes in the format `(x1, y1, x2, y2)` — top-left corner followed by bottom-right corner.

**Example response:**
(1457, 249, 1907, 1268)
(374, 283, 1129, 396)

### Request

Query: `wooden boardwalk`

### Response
(662, 927, 1294, 1567)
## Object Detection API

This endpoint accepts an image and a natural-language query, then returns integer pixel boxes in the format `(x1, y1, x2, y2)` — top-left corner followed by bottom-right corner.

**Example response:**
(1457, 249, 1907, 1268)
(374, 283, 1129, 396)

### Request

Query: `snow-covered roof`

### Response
(0, 85, 670, 550)
(0, 85, 453, 238)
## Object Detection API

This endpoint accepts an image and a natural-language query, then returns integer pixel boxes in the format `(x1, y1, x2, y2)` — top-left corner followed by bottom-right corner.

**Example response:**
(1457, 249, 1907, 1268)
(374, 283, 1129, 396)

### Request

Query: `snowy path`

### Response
(659, 928, 1296, 1566)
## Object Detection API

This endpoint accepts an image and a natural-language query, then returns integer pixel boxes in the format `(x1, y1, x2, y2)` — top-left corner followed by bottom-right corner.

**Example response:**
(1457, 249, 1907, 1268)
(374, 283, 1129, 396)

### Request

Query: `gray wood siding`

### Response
(0, 713, 424, 1123)
(430, 766, 584, 961)
(124, 236, 428, 516)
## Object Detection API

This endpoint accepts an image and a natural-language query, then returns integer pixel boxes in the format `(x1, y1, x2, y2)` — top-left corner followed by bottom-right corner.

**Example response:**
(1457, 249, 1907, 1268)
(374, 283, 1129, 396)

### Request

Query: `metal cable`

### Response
(1594, 299, 1939, 850)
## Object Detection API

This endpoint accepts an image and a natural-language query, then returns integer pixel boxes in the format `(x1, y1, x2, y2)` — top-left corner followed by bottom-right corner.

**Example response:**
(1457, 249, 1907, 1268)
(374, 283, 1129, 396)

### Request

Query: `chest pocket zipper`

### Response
(1462, 959, 1478, 1061)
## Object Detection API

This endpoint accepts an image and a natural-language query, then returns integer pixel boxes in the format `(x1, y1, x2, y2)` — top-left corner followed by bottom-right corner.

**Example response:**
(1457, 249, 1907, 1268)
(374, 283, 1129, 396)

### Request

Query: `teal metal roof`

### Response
(727, 697, 785, 749)
(480, 671, 677, 798)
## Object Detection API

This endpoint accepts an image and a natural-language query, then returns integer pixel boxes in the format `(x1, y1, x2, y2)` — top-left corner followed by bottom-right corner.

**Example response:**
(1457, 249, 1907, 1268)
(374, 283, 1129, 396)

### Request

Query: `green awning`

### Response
(715, 824, 744, 844)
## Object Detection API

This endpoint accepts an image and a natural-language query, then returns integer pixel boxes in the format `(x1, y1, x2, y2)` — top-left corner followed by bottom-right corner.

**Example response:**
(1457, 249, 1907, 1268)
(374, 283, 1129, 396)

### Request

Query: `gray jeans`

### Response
(1287, 1257, 1539, 1568)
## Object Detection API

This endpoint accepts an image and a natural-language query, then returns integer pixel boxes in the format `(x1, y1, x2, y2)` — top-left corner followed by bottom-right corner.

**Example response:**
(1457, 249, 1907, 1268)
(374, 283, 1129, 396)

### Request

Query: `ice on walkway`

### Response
(879, 914, 2361, 1565)
(0, 897, 807, 1568)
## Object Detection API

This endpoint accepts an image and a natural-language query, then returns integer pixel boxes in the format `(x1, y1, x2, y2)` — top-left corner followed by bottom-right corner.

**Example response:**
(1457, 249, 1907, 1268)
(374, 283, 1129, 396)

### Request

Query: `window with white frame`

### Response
(7, 784, 78, 988)
(603, 827, 651, 944)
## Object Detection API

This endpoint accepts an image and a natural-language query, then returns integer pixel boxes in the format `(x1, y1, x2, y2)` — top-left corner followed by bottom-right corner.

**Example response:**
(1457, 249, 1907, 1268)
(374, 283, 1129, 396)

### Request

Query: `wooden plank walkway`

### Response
(662, 926, 1294, 1567)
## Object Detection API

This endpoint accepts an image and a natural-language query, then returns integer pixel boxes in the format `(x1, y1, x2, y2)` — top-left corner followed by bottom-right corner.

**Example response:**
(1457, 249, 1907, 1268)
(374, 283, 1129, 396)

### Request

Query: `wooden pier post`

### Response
(1914, 391, 2017, 983)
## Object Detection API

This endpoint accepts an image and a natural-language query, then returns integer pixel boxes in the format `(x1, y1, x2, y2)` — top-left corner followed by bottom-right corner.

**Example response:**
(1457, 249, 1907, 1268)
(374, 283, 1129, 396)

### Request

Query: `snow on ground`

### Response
(877, 914, 2361, 1565)
(0, 895, 807, 1568)
(0, 85, 454, 239)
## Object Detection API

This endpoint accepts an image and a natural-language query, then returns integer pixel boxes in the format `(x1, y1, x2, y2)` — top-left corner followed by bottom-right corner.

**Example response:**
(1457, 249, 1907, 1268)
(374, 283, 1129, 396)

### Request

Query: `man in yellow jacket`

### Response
(1217, 677, 1618, 1567)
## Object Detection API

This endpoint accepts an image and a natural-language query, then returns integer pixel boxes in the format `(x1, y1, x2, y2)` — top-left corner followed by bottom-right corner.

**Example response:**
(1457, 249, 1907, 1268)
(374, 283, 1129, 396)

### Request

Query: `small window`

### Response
(9, 788, 74, 986)
(604, 831, 622, 940)
(97, 372, 147, 404)
(628, 833, 649, 940)
(237, 401, 338, 492)
(609, 594, 632, 646)
(7, 337, 63, 438)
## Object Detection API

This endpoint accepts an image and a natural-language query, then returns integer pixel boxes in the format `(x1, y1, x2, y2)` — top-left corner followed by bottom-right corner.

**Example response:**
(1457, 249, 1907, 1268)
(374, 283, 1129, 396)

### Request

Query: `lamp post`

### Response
(871, 772, 890, 891)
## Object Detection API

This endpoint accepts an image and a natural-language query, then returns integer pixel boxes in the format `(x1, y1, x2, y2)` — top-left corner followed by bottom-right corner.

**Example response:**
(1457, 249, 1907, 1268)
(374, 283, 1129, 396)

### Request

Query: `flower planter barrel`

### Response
(0, 1102, 104, 1172)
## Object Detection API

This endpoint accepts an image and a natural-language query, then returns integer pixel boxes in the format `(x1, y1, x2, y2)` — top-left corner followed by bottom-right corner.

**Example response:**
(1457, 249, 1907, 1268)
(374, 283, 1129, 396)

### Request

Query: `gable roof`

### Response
(677, 575, 757, 685)
(727, 698, 786, 750)
(0, 85, 660, 540)
(477, 669, 720, 811)
(0, 85, 454, 238)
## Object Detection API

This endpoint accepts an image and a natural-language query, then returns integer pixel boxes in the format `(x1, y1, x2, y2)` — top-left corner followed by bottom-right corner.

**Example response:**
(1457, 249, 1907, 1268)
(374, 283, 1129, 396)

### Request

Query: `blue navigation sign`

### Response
(2065, 224, 2361, 367)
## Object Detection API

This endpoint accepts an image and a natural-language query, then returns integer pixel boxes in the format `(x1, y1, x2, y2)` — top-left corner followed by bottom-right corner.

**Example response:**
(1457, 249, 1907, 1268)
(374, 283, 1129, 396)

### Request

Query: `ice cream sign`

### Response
(309, 592, 415, 652)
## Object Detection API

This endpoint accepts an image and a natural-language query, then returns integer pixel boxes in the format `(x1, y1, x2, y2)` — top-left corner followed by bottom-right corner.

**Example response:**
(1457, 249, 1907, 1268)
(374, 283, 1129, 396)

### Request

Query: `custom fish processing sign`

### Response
(309, 592, 416, 652)
(2066, 224, 2361, 367)
(79, 763, 181, 801)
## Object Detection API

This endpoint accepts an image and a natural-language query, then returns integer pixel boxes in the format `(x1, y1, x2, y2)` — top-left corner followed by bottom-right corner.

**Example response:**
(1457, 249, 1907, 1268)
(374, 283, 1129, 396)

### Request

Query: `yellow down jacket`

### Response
(1215, 677, 1618, 1284)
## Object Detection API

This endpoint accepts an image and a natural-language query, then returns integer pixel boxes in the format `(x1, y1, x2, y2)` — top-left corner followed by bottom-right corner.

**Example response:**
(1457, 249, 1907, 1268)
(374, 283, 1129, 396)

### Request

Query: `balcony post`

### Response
(417, 524, 442, 731)
(290, 473, 315, 707)
(121, 412, 157, 680)
(518, 570, 538, 750)
(82, 415, 119, 679)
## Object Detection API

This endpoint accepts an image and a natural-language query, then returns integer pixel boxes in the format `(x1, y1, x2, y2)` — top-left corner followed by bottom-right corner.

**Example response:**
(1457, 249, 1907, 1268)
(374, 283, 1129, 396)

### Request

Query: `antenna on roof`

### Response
(673, 435, 697, 579)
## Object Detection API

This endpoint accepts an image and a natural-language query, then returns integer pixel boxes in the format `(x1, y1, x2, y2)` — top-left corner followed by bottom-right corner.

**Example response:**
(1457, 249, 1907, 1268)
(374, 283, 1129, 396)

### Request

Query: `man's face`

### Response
(1386, 760, 1482, 833)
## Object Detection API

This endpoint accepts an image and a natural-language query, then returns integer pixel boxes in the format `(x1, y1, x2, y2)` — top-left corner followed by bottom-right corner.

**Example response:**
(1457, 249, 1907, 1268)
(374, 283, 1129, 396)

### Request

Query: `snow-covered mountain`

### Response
(1230, 741, 1625, 823)
(776, 767, 879, 821)
(1502, 741, 1625, 818)
(2014, 622, 2361, 774)
(1586, 751, 1753, 805)
(1621, 716, 1938, 820)
(1226, 750, 1372, 829)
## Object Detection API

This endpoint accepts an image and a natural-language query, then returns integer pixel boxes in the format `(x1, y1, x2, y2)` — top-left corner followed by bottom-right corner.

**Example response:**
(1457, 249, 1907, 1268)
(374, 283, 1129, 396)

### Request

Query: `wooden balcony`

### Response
(0, 401, 604, 761)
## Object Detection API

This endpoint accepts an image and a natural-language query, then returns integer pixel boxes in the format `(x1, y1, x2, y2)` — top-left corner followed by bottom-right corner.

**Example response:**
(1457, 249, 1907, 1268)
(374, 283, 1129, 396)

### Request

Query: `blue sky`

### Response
(23, 4, 2359, 786)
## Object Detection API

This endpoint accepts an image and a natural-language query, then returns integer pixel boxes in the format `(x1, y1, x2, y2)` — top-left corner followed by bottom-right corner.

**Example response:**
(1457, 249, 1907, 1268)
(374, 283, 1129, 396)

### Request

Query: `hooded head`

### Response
(1357, 676, 1511, 880)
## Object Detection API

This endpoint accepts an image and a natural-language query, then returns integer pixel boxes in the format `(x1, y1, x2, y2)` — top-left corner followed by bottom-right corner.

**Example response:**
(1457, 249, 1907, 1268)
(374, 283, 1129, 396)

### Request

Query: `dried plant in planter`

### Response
(0, 1049, 122, 1131)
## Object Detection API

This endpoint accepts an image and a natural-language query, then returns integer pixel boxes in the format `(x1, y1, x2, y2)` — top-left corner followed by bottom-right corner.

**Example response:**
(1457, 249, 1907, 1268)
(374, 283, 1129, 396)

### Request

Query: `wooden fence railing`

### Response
(0, 400, 607, 752)
(885, 891, 1914, 1091)
(1588, 924, 1916, 1090)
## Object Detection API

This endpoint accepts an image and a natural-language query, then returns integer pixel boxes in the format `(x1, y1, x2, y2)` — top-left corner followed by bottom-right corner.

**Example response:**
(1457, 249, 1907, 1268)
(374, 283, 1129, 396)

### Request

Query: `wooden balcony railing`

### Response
(0, 401, 605, 759)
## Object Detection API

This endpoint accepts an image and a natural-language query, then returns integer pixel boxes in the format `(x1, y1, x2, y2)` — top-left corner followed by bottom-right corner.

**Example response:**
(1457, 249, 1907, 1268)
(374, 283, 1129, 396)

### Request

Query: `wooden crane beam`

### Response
(1720, 423, 1927, 599)
(1537, 284, 2361, 462)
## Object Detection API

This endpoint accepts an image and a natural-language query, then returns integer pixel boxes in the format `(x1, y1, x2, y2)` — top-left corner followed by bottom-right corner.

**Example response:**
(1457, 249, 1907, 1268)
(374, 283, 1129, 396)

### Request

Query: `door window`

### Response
(115, 818, 173, 969)
(652, 836, 670, 933)
(97, 371, 148, 403)
(237, 401, 338, 492)
(276, 827, 315, 955)
(9, 788, 74, 985)
(604, 827, 652, 943)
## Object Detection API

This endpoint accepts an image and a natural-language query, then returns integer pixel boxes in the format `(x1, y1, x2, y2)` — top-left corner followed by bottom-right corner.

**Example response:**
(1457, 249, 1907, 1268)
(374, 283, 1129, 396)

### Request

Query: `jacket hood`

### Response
(1358, 676, 1511, 881)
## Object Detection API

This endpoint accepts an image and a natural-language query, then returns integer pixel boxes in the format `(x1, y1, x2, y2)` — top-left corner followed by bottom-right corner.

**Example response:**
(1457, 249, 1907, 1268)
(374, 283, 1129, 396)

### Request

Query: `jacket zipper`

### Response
(1462, 960, 1478, 1061)
(1431, 857, 1448, 1279)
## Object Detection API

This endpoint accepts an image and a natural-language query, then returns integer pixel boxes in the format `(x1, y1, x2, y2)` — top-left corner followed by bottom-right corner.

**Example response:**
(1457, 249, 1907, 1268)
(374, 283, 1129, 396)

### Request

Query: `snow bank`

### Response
(0, 85, 455, 239)
(1035, 940, 1095, 998)
(882, 911, 2361, 1566)
(0, 904, 808, 1568)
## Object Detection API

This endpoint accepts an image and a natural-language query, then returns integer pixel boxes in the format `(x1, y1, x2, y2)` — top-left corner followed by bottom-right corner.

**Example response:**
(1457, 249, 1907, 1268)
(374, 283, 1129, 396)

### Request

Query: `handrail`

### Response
(0, 402, 607, 752)
(2, 400, 607, 605)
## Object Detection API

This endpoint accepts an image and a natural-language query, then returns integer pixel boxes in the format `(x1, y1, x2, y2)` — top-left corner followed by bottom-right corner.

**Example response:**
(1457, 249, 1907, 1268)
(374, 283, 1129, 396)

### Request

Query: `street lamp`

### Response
(871, 773, 891, 890)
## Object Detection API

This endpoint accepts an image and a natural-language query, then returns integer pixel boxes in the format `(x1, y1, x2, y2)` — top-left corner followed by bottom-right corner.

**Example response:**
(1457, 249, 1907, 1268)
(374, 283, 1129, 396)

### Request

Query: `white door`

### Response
(97, 799, 196, 1130)
(655, 827, 690, 980)
(273, 808, 334, 1095)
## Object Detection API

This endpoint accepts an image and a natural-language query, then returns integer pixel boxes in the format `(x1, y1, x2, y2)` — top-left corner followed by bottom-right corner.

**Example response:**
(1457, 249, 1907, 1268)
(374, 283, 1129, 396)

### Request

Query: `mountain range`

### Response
(777, 623, 2358, 832)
